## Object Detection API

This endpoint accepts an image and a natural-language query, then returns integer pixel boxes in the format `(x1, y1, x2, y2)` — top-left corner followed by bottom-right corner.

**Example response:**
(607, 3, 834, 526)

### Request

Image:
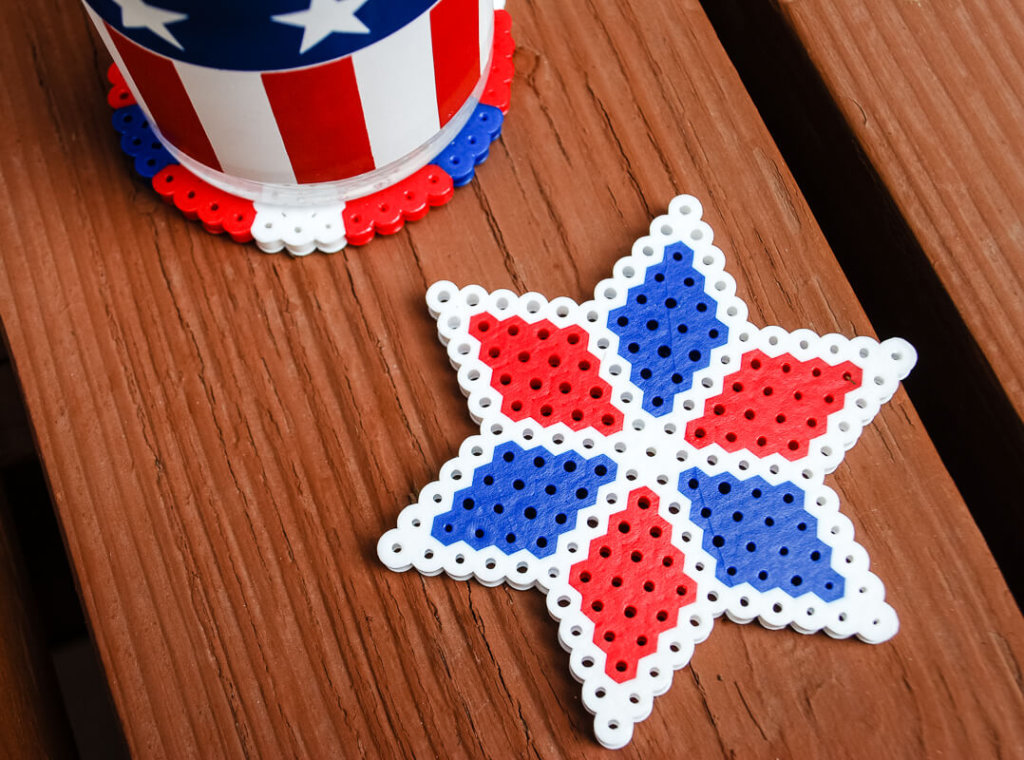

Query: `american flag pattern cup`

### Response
(82, 0, 496, 204)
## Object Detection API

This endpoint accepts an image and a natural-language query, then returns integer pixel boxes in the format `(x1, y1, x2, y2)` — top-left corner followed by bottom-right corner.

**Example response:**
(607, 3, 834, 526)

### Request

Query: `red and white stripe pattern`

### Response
(87, 0, 491, 186)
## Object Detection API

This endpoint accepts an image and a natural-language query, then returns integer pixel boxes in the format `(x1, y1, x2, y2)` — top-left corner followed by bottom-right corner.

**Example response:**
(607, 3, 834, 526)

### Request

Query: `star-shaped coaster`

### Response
(377, 195, 915, 749)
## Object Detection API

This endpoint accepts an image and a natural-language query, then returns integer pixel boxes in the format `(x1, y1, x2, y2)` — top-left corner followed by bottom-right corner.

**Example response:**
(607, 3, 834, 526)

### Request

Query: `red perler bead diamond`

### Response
(685, 350, 862, 460)
(569, 488, 696, 683)
(471, 313, 624, 434)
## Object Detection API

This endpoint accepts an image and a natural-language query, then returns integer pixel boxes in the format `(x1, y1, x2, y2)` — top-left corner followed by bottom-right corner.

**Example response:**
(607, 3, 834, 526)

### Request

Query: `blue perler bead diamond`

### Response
(608, 241, 729, 416)
(432, 441, 616, 558)
(680, 468, 844, 601)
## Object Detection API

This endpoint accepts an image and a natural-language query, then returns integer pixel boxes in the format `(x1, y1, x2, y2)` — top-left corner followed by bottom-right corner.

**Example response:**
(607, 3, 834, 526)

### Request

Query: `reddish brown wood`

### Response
(773, 0, 1024, 425)
(0, 1, 1021, 757)
(700, 0, 1024, 600)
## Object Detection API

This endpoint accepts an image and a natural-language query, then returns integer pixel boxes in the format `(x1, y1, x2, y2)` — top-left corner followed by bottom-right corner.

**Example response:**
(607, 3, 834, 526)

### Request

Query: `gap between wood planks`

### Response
(700, 0, 1024, 606)
(0, 343, 129, 759)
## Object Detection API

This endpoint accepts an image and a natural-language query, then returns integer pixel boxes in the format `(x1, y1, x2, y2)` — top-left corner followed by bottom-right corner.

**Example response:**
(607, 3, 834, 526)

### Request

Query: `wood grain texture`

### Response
(774, 0, 1024, 425)
(0, 0, 1021, 757)
(701, 0, 1024, 608)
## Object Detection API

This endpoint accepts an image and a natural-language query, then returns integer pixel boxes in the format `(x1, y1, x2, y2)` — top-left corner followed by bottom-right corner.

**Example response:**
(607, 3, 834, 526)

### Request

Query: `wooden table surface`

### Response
(782, 0, 1024, 418)
(1, 0, 1022, 757)
(704, 0, 1024, 601)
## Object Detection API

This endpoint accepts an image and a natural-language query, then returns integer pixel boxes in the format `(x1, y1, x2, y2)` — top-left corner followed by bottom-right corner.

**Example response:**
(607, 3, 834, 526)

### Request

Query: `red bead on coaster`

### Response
(686, 350, 862, 459)
(470, 313, 624, 433)
(570, 488, 696, 683)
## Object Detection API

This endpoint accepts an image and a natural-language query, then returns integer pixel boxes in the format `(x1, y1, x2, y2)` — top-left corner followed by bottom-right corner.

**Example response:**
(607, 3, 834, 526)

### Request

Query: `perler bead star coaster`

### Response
(377, 195, 916, 749)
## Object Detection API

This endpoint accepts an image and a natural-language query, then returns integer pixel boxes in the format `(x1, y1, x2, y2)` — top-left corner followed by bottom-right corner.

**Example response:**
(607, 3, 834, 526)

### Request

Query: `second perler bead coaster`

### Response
(102, 7, 514, 255)
(378, 195, 916, 749)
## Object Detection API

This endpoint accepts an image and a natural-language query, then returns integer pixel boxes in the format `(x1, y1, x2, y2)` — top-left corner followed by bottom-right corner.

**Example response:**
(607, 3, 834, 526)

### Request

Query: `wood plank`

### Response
(773, 0, 1024, 418)
(0, 0, 1021, 757)
(701, 0, 1024, 599)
